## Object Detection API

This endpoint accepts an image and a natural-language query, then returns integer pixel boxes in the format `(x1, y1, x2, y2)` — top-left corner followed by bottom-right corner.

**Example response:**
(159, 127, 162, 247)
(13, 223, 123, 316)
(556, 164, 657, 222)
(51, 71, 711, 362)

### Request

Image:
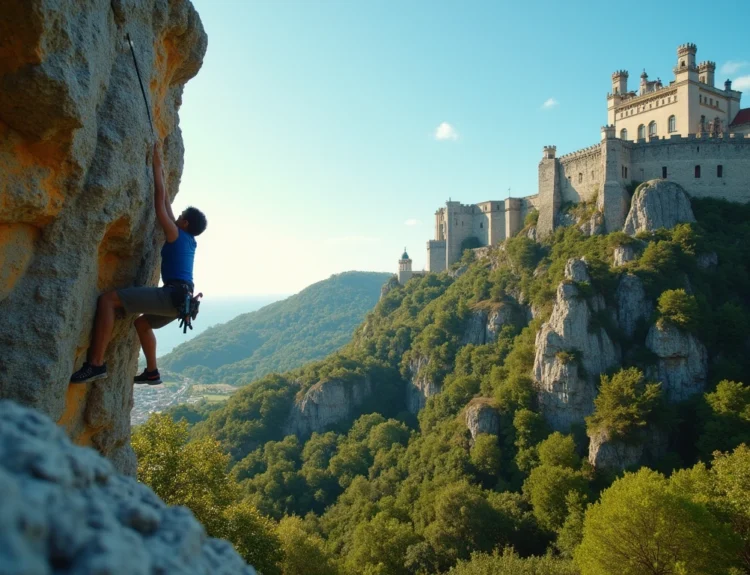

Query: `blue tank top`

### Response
(161, 229, 196, 284)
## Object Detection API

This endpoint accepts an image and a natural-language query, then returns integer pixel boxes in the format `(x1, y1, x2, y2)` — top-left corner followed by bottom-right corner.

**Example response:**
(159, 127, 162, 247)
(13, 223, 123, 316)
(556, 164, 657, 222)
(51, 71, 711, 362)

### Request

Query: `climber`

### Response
(70, 141, 207, 385)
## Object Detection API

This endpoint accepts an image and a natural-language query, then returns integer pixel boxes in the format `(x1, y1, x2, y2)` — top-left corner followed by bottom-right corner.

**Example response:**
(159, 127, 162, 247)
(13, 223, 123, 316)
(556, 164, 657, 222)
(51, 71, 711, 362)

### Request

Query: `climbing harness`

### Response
(126, 33, 156, 139)
(167, 283, 203, 334)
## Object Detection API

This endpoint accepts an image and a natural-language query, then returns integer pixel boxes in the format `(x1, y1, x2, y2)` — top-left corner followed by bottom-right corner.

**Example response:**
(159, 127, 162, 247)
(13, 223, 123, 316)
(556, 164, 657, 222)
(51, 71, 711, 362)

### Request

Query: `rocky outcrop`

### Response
(616, 273, 652, 339)
(623, 180, 696, 236)
(578, 211, 605, 236)
(0, 400, 255, 574)
(533, 259, 620, 431)
(645, 322, 708, 402)
(588, 428, 667, 471)
(461, 304, 524, 346)
(465, 399, 500, 440)
(526, 227, 538, 242)
(406, 355, 440, 414)
(613, 243, 638, 267)
(0, 1, 207, 473)
(284, 377, 373, 437)
(697, 251, 718, 270)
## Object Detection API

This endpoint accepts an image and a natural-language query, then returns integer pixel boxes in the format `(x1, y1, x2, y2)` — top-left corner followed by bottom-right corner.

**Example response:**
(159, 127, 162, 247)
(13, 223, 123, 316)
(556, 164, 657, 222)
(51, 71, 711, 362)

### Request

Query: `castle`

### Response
(403, 43, 750, 278)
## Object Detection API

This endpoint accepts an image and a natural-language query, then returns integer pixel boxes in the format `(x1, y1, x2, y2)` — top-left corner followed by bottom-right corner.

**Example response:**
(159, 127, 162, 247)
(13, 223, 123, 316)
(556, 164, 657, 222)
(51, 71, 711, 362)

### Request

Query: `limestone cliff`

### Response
(464, 399, 500, 441)
(533, 259, 620, 431)
(406, 354, 439, 414)
(284, 377, 373, 437)
(0, 0, 206, 473)
(0, 400, 256, 574)
(623, 180, 695, 235)
(646, 321, 708, 402)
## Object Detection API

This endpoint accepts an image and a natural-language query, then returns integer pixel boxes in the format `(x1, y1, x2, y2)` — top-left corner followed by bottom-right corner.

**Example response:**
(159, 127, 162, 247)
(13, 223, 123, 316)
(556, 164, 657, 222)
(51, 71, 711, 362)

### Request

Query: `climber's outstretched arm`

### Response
(153, 143, 179, 242)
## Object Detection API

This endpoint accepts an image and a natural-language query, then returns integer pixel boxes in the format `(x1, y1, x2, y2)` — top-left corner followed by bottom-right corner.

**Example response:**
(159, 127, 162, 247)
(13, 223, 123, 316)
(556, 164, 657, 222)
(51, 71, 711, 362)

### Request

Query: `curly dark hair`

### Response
(183, 206, 207, 236)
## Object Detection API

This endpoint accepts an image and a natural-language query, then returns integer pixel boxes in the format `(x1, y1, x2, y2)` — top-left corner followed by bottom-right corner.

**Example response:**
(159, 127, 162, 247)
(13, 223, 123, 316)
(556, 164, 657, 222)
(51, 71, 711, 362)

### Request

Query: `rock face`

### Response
(0, 400, 255, 574)
(588, 428, 667, 471)
(461, 304, 523, 346)
(612, 243, 638, 267)
(406, 355, 440, 414)
(533, 259, 620, 431)
(284, 377, 373, 437)
(0, 1, 207, 472)
(616, 273, 652, 339)
(465, 400, 500, 440)
(623, 180, 696, 236)
(645, 322, 708, 402)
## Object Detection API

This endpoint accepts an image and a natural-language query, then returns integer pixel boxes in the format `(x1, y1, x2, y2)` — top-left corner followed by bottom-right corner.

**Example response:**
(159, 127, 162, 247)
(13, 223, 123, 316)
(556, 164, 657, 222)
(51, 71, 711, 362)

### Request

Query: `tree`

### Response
(345, 512, 420, 575)
(575, 468, 739, 575)
(537, 432, 580, 469)
(447, 547, 578, 575)
(697, 380, 750, 457)
(220, 501, 283, 575)
(470, 434, 502, 476)
(523, 465, 588, 532)
(657, 288, 700, 331)
(585, 368, 661, 441)
(276, 516, 338, 575)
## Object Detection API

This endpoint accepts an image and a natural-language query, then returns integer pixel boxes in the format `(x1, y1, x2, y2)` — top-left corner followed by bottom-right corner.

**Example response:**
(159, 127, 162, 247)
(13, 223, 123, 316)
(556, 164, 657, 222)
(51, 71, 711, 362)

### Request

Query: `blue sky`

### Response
(176, 0, 750, 296)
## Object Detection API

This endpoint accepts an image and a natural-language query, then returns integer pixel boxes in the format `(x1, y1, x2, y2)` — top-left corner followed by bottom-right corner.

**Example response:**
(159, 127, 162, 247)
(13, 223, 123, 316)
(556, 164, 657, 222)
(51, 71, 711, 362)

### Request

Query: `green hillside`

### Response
(160, 271, 394, 385)
(152, 197, 750, 574)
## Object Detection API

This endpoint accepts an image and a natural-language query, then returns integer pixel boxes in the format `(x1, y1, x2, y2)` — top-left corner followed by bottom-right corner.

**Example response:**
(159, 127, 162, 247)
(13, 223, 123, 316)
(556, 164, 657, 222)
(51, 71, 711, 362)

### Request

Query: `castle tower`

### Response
(611, 70, 628, 95)
(698, 61, 716, 87)
(537, 146, 560, 239)
(398, 248, 413, 284)
(639, 70, 649, 95)
(676, 43, 697, 70)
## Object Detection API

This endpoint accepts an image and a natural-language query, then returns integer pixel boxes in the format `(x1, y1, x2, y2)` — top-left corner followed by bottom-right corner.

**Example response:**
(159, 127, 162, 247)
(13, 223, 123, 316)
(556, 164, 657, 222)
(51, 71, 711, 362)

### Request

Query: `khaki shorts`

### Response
(117, 286, 179, 330)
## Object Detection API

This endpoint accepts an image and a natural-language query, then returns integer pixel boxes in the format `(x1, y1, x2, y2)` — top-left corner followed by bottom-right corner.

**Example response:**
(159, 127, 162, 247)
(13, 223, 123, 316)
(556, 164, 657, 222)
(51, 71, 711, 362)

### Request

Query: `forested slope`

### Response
(160, 191, 750, 574)
(160, 271, 393, 384)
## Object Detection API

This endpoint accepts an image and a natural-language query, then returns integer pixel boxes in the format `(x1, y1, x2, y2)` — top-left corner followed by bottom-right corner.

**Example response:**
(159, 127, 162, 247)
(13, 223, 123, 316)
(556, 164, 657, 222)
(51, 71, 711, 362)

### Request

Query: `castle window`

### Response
(668, 115, 676, 132)
(620, 128, 628, 140)
(662, 166, 668, 179)
(622, 165, 628, 178)
(695, 165, 701, 178)
(648, 121, 657, 136)
(638, 124, 646, 139)
(717, 165, 723, 178)
(591, 171, 595, 179)
(578, 173, 583, 183)
(480, 222, 483, 228)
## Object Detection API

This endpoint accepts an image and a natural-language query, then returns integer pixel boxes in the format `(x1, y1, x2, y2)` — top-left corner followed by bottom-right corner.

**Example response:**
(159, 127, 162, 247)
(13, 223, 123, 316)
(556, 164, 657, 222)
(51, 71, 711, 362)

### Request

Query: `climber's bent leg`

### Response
(134, 315, 158, 372)
(89, 290, 122, 366)
(70, 290, 121, 383)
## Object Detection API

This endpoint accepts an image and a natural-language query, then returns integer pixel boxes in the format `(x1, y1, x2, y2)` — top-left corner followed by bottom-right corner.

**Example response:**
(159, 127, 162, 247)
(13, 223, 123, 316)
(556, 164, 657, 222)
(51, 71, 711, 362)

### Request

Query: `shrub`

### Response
(657, 288, 700, 331)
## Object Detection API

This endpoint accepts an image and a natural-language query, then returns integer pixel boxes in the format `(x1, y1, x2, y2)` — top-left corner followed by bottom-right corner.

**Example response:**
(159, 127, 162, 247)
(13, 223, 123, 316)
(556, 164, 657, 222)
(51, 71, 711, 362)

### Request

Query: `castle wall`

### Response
(504, 197, 523, 238)
(445, 203, 478, 267)
(427, 240, 446, 272)
(626, 134, 750, 203)
(537, 157, 560, 239)
(558, 145, 603, 204)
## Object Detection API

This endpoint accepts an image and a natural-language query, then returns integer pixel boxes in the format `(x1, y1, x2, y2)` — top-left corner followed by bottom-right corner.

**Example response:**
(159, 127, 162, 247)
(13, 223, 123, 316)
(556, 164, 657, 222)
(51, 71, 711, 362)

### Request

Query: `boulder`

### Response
(578, 211, 605, 236)
(616, 273, 652, 339)
(588, 427, 667, 471)
(0, 0, 207, 473)
(462, 304, 524, 346)
(284, 377, 373, 437)
(465, 400, 500, 440)
(533, 259, 620, 431)
(406, 355, 440, 414)
(697, 252, 719, 270)
(613, 244, 637, 267)
(623, 180, 696, 236)
(461, 310, 489, 346)
(645, 322, 708, 402)
(0, 400, 255, 574)
(526, 227, 538, 242)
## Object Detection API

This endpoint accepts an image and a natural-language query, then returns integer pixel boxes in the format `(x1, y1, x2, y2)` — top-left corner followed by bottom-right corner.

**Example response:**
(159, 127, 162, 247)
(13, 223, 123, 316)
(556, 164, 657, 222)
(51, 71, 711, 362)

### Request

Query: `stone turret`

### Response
(611, 70, 628, 95)
(398, 248, 413, 284)
(698, 61, 716, 87)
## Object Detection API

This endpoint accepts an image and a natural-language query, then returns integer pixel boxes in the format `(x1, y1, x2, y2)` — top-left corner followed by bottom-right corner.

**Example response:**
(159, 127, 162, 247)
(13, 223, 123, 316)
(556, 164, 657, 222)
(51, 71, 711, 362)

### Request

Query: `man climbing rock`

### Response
(70, 142, 207, 385)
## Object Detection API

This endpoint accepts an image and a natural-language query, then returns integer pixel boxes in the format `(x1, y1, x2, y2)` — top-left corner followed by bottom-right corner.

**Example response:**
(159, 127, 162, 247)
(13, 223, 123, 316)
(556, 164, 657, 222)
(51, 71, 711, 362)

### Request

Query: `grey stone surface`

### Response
(533, 259, 620, 431)
(0, 400, 256, 574)
(646, 322, 708, 402)
(616, 273, 652, 339)
(0, 0, 207, 473)
(697, 251, 718, 270)
(613, 243, 638, 267)
(465, 400, 500, 440)
(623, 180, 696, 235)
(588, 428, 667, 471)
(406, 355, 440, 414)
(284, 377, 373, 437)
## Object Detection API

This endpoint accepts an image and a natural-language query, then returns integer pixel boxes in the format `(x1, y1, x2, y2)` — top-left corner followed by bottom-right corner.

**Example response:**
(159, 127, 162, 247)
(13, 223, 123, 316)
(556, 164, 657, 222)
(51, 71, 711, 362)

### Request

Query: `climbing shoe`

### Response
(134, 369, 162, 385)
(70, 362, 108, 384)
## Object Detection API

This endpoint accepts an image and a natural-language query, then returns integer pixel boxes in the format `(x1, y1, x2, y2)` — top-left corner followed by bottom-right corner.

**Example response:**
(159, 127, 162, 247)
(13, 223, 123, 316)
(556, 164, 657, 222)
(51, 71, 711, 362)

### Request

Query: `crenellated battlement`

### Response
(612, 70, 629, 79)
(558, 143, 601, 161)
(698, 61, 716, 70)
(626, 132, 750, 147)
(678, 43, 697, 54)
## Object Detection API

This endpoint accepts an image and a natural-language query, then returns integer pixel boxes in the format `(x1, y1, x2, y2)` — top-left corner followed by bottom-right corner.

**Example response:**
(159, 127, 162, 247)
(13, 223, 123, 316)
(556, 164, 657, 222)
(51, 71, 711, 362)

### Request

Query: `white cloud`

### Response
(542, 98, 558, 109)
(434, 122, 458, 141)
(721, 60, 749, 75)
(732, 75, 750, 91)
(404, 219, 420, 226)
(324, 235, 381, 245)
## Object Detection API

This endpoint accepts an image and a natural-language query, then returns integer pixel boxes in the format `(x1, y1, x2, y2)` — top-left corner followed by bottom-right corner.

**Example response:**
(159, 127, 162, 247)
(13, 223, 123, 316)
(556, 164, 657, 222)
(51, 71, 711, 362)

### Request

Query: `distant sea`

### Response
(150, 295, 288, 357)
